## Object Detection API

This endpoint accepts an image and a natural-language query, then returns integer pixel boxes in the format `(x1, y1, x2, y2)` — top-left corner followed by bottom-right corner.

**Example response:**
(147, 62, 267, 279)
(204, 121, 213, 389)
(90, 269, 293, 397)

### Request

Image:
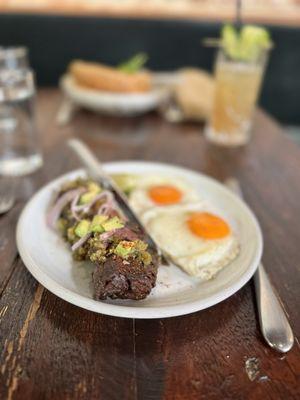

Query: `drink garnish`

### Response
(222, 24, 272, 61)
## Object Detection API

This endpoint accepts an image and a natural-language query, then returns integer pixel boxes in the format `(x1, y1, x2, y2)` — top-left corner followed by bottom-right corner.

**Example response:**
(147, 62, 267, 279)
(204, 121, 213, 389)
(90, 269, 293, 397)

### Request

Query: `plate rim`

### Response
(16, 160, 263, 319)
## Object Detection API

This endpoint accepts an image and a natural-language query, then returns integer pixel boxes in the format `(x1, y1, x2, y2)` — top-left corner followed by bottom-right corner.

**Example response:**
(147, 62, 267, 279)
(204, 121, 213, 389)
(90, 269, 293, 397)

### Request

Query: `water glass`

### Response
(0, 69, 43, 175)
(205, 47, 269, 146)
(0, 47, 28, 70)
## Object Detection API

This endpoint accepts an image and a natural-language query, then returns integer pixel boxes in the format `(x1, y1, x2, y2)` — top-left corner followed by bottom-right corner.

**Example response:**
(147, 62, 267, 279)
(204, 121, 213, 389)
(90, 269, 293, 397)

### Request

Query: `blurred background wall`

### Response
(0, 0, 299, 124)
(1, 0, 300, 25)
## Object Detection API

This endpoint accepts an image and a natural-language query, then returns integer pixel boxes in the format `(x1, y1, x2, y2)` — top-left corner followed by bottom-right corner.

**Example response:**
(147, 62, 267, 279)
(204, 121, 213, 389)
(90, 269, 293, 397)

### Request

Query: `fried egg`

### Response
(142, 204, 239, 280)
(129, 175, 200, 215)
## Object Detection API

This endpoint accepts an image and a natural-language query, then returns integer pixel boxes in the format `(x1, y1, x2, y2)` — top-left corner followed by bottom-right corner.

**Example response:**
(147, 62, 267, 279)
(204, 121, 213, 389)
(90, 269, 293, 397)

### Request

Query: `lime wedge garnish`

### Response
(221, 24, 272, 62)
(239, 25, 271, 61)
(222, 24, 240, 59)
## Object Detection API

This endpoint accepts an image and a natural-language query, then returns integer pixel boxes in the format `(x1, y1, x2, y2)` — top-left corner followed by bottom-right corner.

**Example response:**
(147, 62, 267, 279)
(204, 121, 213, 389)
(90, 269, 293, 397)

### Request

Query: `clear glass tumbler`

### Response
(0, 47, 28, 70)
(0, 69, 43, 175)
(205, 48, 269, 146)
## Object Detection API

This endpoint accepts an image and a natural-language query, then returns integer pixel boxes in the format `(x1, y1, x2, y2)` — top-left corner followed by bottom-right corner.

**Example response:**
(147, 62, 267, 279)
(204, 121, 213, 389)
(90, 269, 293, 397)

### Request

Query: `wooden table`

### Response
(0, 89, 299, 400)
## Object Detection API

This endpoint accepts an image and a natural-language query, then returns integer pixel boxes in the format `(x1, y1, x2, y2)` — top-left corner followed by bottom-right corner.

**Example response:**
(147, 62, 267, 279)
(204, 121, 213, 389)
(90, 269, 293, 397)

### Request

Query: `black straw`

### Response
(236, 0, 242, 28)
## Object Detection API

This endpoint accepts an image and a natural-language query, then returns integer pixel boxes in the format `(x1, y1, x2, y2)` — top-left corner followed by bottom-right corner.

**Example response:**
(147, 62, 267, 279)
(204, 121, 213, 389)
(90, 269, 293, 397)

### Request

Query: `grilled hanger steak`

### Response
(47, 178, 158, 300)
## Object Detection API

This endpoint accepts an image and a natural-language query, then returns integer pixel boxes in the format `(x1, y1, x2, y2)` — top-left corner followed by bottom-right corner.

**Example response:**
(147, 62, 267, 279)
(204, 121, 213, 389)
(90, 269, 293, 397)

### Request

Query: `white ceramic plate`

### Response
(17, 162, 263, 319)
(60, 74, 170, 116)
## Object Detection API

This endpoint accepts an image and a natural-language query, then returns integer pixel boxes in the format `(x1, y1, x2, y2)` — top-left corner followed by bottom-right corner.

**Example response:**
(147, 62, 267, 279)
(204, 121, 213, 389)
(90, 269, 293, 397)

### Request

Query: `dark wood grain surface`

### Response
(0, 89, 299, 400)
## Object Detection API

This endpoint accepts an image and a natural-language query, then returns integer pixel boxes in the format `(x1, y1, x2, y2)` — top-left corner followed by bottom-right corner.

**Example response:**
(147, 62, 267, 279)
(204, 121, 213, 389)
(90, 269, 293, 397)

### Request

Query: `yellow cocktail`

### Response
(205, 25, 271, 146)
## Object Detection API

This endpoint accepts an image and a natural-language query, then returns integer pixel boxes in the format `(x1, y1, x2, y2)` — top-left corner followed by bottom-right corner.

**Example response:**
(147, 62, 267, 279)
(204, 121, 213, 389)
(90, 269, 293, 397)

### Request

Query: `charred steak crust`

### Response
(93, 253, 158, 300)
(92, 223, 159, 300)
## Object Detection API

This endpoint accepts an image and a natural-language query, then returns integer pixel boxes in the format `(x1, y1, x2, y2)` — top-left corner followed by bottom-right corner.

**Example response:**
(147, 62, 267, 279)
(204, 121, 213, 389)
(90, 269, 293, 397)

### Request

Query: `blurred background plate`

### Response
(60, 73, 171, 116)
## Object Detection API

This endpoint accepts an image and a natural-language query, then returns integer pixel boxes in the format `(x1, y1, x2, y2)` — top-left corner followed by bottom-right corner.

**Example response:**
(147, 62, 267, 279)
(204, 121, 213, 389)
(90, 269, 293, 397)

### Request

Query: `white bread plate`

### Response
(60, 73, 173, 117)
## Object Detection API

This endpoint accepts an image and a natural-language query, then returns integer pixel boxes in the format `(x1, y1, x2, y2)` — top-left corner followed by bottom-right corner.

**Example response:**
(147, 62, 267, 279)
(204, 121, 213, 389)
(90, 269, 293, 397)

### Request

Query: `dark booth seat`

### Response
(0, 13, 299, 124)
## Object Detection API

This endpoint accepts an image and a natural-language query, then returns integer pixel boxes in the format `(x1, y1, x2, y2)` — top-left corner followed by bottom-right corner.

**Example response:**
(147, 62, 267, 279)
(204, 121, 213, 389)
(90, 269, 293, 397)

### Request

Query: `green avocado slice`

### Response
(102, 216, 124, 232)
(75, 220, 90, 238)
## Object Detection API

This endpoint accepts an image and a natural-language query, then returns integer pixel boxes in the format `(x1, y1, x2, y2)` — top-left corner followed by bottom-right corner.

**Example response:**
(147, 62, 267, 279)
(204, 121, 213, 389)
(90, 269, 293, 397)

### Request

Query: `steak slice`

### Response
(93, 253, 158, 300)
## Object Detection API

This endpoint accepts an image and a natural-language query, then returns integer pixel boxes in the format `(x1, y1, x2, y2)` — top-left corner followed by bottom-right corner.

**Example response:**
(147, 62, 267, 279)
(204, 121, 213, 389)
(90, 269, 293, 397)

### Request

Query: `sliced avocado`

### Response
(91, 214, 108, 227)
(87, 182, 102, 193)
(90, 224, 105, 233)
(114, 241, 135, 258)
(112, 173, 138, 195)
(102, 216, 124, 232)
(79, 182, 102, 205)
(79, 191, 97, 205)
(75, 219, 90, 238)
(89, 215, 108, 233)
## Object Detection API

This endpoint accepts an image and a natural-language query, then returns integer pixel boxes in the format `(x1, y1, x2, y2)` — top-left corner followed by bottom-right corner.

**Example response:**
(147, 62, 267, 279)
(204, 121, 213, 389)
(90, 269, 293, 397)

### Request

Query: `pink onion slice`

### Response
(98, 202, 126, 221)
(97, 204, 116, 217)
(71, 232, 92, 252)
(74, 190, 115, 214)
(99, 229, 117, 242)
(99, 227, 138, 243)
(70, 192, 85, 221)
(72, 224, 138, 251)
(47, 187, 85, 229)
(97, 204, 107, 215)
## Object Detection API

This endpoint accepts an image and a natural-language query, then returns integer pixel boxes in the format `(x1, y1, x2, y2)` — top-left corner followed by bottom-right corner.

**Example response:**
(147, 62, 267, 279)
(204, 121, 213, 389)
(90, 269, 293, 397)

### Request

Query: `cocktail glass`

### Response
(205, 47, 269, 146)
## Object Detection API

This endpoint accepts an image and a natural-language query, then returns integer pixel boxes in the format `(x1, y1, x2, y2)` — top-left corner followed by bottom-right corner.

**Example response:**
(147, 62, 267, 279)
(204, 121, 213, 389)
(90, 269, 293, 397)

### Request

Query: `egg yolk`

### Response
(187, 212, 230, 239)
(148, 185, 183, 205)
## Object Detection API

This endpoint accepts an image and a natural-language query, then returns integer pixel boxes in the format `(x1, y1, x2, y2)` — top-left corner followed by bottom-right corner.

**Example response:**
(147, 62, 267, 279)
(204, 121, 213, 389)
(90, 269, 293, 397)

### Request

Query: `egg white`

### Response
(142, 203, 240, 281)
(129, 174, 201, 215)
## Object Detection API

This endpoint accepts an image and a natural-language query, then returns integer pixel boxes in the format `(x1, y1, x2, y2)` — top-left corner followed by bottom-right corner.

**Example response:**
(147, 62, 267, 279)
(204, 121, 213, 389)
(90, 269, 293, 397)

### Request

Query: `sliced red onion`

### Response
(47, 188, 85, 229)
(72, 225, 138, 251)
(99, 229, 117, 242)
(71, 232, 92, 252)
(99, 227, 138, 243)
(98, 203, 126, 221)
(97, 204, 116, 217)
(97, 203, 109, 215)
(74, 191, 115, 214)
(70, 189, 86, 221)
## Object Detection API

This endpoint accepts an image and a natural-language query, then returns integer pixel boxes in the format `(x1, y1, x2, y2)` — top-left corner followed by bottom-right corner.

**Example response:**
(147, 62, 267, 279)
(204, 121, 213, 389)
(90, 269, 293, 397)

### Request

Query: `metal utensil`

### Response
(56, 97, 77, 127)
(226, 177, 294, 353)
(0, 191, 14, 214)
(67, 138, 173, 266)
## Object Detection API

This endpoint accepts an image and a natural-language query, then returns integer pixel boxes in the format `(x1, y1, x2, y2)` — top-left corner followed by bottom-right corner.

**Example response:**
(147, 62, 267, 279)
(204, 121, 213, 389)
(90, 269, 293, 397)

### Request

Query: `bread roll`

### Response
(175, 68, 215, 121)
(69, 60, 151, 93)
